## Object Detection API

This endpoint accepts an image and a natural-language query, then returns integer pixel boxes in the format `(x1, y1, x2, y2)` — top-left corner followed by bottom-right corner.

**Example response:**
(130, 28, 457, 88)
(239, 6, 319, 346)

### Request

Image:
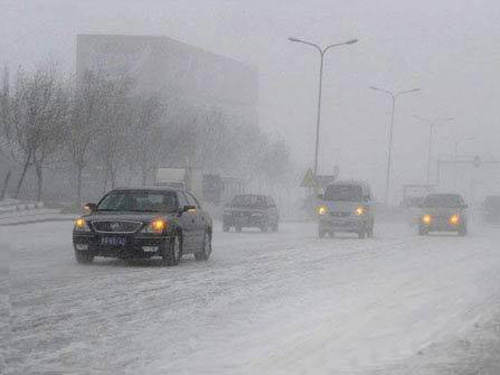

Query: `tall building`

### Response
(76, 34, 258, 125)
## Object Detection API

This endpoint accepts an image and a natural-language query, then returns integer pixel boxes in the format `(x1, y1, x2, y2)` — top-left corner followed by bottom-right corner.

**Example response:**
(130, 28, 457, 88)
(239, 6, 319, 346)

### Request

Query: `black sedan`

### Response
(73, 187, 213, 266)
(418, 193, 468, 236)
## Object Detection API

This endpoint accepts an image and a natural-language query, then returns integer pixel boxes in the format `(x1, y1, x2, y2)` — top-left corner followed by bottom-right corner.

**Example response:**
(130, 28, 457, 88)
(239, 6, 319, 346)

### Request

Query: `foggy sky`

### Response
(2, 0, 500, 199)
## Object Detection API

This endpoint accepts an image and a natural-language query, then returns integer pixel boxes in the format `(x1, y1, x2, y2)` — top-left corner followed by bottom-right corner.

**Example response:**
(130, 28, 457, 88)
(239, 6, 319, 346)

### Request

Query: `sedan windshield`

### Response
(423, 194, 464, 208)
(97, 191, 178, 212)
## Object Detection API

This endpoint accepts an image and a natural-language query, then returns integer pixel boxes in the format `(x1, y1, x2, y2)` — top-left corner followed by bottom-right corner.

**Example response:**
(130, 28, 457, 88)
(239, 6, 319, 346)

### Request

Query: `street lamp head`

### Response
(398, 88, 421, 96)
(288, 37, 300, 42)
(345, 39, 358, 45)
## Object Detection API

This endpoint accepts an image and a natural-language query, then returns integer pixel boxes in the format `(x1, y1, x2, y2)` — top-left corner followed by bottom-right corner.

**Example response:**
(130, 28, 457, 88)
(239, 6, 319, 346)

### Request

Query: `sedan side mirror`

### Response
(182, 205, 197, 213)
(83, 203, 96, 213)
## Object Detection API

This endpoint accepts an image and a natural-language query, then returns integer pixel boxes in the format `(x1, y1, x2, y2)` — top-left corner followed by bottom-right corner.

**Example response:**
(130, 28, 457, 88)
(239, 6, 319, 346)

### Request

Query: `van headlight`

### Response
(74, 217, 91, 232)
(449, 214, 460, 225)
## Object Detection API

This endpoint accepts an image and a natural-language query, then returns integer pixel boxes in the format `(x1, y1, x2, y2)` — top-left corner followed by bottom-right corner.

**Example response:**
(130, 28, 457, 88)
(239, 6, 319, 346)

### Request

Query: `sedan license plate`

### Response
(101, 237, 126, 247)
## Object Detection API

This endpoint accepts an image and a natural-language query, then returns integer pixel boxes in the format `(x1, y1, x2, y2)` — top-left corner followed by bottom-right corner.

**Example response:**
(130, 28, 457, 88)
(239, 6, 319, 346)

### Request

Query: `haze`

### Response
(2, 0, 499, 198)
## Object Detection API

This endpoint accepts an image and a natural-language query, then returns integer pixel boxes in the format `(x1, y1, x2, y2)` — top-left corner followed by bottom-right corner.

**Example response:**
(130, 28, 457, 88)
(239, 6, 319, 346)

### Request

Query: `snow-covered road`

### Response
(2, 220, 500, 374)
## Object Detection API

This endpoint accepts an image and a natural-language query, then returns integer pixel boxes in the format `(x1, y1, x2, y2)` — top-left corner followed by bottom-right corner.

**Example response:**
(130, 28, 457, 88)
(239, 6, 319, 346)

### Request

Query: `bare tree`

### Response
(128, 94, 164, 186)
(68, 71, 110, 203)
(95, 76, 132, 190)
(9, 66, 69, 201)
(0, 66, 12, 200)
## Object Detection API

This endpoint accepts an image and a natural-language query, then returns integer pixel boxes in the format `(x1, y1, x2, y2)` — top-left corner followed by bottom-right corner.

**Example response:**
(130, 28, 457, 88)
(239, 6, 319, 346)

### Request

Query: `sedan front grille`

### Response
(91, 221, 142, 233)
(330, 212, 351, 217)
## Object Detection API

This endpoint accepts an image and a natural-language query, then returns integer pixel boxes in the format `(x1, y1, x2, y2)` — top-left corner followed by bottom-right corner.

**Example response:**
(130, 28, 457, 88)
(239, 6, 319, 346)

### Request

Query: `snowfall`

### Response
(2, 219, 500, 374)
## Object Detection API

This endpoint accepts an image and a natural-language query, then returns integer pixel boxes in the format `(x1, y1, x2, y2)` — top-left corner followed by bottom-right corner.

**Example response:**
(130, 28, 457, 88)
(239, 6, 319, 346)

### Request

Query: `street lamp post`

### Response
(289, 37, 358, 176)
(414, 116, 454, 184)
(370, 86, 420, 204)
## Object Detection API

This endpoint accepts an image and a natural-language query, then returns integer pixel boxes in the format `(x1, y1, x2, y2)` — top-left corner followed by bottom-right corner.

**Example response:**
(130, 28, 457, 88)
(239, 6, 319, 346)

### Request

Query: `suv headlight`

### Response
(317, 205, 328, 215)
(74, 217, 91, 232)
(141, 218, 168, 234)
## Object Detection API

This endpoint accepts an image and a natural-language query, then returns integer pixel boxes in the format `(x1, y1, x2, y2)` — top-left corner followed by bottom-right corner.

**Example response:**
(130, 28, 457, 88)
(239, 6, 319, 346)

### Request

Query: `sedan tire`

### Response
(195, 231, 212, 261)
(75, 250, 94, 264)
(162, 234, 182, 266)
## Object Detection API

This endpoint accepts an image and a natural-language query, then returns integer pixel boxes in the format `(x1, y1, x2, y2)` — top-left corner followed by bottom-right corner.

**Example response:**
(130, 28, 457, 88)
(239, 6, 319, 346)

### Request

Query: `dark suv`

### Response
(222, 194, 279, 232)
(72, 188, 212, 266)
(418, 193, 468, 236)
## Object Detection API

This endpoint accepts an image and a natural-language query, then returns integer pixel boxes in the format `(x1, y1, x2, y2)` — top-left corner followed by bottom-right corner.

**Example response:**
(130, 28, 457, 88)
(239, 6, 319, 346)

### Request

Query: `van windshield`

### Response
(324, 185, 363, 202)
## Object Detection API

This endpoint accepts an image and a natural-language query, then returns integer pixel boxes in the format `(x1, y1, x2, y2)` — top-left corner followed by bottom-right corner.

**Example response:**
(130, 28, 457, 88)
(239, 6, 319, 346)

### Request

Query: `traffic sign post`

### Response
(300, 168, 317, 188)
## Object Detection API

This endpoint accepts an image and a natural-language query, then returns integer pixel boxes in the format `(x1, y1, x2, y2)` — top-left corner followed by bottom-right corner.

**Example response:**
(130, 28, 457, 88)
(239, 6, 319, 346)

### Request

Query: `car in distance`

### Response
(418, 193, 468, 236)
(222, 194, 279, 232)
(72, 187, 212, 266)
(482, 195, 500, 223)
(316, 181, 375, 239)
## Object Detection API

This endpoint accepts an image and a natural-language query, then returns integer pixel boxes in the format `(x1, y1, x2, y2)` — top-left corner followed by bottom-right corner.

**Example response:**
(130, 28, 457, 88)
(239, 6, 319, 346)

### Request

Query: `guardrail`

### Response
(0, 200, 44, 214)
(0, 200, 73, 226)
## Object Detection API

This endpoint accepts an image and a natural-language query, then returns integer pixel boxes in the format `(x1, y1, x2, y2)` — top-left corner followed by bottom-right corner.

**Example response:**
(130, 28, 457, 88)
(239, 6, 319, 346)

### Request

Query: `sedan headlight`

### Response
(141, 218, 168, 234)
(74, 217, 91, 232)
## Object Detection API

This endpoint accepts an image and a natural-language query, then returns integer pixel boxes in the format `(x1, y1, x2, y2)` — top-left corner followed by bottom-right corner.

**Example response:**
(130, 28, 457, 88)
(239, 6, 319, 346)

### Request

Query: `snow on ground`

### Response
(2, 220, 500, 374)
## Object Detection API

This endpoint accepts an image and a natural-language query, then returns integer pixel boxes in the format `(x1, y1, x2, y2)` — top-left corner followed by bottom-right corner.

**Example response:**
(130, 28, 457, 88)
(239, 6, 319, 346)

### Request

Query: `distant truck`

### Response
(156, 168, 245, 206)
(156, 168, 203, 200)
